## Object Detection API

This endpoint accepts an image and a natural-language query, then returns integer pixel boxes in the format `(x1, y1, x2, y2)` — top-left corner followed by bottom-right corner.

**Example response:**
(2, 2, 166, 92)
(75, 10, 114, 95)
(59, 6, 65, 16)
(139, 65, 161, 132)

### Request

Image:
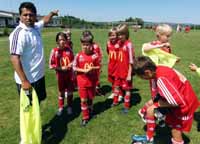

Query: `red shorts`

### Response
(57, 72, 74, 92)
(165, 113, 194, 132)
(113, 78, 132, 90)
(108, 74, 115, 84)
(78, 87, 95, 100)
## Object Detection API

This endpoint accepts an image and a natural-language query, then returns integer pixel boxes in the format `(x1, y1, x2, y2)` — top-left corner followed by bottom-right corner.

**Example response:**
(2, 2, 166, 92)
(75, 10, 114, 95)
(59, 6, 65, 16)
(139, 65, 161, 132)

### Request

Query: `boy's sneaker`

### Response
(132, 135, 153, 144)
(56, 108, 63, 116)
(122, 108, 129, 114)
(118, 95, 123, 102)
(111, 103, 118, 107)
(108, 93, 114, 99)
(67, 107, 73, 115)
(80, 119, 89, 127)
(138, 109, 146, 123)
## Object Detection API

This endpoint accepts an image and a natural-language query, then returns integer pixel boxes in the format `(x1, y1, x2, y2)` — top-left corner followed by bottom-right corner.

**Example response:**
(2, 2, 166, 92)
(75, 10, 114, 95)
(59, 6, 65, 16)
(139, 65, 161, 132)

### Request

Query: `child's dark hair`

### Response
(82, 30, 94, 41)
(56, 32, 67, 42)
(108, 27, 118, 36)
(133, 56, 156, 76)
(19, 2, 37, 15)
(80, 34, 93, 44)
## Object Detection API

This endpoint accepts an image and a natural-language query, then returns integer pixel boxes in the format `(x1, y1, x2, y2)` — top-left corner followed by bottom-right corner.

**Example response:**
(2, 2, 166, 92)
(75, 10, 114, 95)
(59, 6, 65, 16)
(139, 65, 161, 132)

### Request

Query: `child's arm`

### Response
(189, 63, 200, 76)
(74, 67, 93, 73)
(126, 64, 132, 81)
(143, 42, 170, 52)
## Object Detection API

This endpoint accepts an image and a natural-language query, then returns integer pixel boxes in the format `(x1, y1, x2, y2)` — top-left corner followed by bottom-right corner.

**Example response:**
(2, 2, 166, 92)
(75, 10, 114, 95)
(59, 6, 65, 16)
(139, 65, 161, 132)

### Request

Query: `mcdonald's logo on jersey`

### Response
(109, 51, 117, 60)
(60, 57, 70, 66)
(118, 51, 123, 62)
(84, 63, 94, 69)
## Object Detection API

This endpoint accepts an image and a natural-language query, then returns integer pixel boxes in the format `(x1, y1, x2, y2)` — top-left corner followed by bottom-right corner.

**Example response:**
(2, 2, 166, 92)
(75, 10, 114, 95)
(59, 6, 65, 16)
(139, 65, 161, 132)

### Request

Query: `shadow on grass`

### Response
(42, 97, 81, 144)
(130, 88, 141, 106)
(140, 125, 190, 144)
(95, 84, 112, 96)
(194, 111, 200, 132)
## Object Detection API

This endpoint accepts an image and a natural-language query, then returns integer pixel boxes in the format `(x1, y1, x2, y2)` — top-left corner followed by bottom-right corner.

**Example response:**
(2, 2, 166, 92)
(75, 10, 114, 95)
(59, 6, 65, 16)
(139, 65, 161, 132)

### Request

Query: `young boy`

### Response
(49, 32, 74, 116)
(82, 30, 103, 96)
(139, 24, 180, 122)
(112, 24, 134, 113)
(106, 27, 120, 99)
(73, 34, 100, 126)
(132, 56, 199, 144)
(142, 24, 179, 67)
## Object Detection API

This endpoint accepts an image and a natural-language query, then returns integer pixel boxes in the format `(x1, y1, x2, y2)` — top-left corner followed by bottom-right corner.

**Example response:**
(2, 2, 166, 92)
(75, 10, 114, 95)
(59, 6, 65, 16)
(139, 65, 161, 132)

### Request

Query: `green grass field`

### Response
(0, 28, 200, 144)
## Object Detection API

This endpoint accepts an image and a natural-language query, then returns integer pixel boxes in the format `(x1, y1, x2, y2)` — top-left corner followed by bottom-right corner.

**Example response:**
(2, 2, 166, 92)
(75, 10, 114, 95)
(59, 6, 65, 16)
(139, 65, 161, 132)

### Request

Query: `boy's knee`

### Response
(146, 105, 155, 116)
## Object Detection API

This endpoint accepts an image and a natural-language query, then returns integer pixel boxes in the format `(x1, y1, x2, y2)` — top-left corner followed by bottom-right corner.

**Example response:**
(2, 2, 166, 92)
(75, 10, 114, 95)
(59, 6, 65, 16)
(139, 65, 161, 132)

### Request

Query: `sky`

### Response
(1, 0, 199, 24)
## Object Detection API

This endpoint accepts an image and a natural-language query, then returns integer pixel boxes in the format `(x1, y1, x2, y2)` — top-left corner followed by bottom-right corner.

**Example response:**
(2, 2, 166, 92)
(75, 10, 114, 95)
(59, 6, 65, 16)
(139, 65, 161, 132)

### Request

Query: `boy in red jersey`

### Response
(139, 24, 180, 122)
(112, 24, 135, 113)
(132, 56, 199, 144)
(106, 27, 120, 99)
(73, 34, 100, 126)
(82, 30, 104, 96)
(49, 32, 74, 116)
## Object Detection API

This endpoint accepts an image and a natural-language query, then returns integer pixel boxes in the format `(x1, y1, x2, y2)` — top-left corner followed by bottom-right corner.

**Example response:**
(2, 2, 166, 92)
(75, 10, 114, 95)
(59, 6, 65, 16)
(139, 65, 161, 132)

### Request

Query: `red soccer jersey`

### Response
(152, 66, 199, 117)
(74, 51, 99, 88)
(65, 40, 73, 49)
(49, 47, 74, 71)
(106, 40, 120, 76)
(151, 40, 171, 53)
(114, 40, 134, 79)
(93, 42, 102, 63)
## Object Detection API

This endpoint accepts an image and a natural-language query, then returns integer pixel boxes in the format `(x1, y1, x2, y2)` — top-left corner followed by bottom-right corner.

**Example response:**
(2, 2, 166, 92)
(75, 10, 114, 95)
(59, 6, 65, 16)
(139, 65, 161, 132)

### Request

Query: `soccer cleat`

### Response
(132, 135, 153, 144)
(56, 108, 63, 116)
(108, 93, 114, 99)
(80, 119, 89, 127)
(138, 109, 146, 123)
(122, 108, 129, 114)
(118, 95, 123, 102)
(67, 106, 73, 115)
(111, 103, 119, 107)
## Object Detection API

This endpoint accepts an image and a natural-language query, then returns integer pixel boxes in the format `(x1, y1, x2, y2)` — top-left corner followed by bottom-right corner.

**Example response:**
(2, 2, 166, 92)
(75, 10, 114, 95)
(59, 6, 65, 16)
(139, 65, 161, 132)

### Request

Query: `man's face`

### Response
(20, 8, 36, 27)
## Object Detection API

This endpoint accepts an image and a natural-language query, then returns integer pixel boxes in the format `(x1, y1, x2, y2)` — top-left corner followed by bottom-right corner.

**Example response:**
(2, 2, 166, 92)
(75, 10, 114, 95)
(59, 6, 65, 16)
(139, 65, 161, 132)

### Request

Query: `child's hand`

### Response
(84, 67, 93, 73)
(189, 63, 198, 71)
(161, 42, 170, 48)
(176, 57, 181, 63)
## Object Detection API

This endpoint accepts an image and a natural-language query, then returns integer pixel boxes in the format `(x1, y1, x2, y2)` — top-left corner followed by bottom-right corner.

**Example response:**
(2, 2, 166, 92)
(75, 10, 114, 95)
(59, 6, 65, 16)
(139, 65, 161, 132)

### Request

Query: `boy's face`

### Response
(57, 35, 67, 49)
(138, 70, 155, 80)
(20, 8, 36, 27)
(158, 33, 171, 43)
(81, 42, 93, 54)
(118, 34, 126, 42)
(109, 32, 117, 43)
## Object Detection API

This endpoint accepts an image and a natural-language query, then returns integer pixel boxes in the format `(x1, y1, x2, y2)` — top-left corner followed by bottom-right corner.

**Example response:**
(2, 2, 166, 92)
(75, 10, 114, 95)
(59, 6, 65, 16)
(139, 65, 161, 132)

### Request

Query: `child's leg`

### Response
(171, 129, 184, 144)
(58, 91, 65, 110)
(112, 86, 120, 105)
(124, 90, 131, 109)
(79, 88, 90, 121)
(88, 87, 95, 115)
(146, 105, 156, 142)
(139, 99, 154, 116)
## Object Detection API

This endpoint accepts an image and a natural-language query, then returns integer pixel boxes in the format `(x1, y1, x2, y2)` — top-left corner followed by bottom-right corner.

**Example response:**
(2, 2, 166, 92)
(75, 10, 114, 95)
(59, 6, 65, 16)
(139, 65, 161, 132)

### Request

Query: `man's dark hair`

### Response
(133, 56, 156, 76)
(19, 2, 37, 15)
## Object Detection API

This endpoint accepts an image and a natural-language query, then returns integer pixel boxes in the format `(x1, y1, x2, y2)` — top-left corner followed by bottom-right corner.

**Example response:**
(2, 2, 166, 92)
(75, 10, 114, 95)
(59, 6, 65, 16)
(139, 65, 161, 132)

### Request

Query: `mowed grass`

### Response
(0, 28, 200, 144)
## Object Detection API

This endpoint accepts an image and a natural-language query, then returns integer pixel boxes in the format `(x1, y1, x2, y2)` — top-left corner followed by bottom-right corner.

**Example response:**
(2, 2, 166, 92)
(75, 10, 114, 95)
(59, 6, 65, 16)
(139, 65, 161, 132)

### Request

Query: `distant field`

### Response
(0, 28, 200, 144)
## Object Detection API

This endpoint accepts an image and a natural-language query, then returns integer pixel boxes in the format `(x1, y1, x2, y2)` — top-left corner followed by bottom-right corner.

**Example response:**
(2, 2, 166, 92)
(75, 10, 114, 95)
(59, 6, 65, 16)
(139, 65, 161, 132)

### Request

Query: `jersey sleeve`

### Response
(35, 20, 44, 31)
(9, 29, 24, 55)
(127, 42, 134, 64)
(157, 77, 185, 106)
(49, 49, 57, 69)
